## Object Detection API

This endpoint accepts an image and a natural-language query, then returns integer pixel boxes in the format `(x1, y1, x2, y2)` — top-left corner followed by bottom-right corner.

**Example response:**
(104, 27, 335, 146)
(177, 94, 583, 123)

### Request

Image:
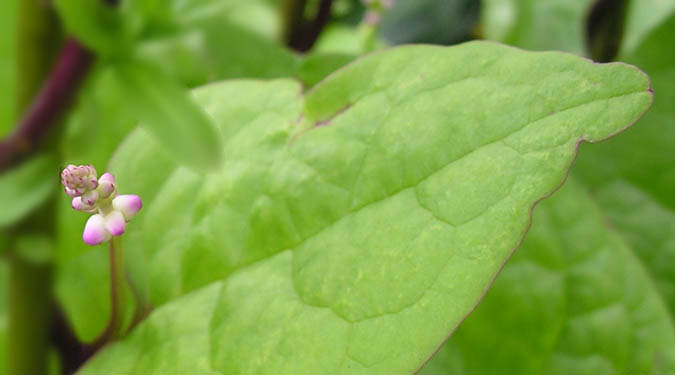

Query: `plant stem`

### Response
(8, 256, 52, 375)
(7, 1, 62, 375)
(281, 0, 308, 47)
(0, 38, 94, 171)
(107, 236, 126, 339)
(298, 0, 335, 52)
(52, 238, 129, 373)
(282, 0, 334, 52)
(15, 0, 62, 111)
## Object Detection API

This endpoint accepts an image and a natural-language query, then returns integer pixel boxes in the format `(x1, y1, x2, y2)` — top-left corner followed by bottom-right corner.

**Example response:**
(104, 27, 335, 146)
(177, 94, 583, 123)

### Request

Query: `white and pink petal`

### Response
(112, 194, 143, 220)
(104, 211, 126, 236)
(82, 214, 110, 246)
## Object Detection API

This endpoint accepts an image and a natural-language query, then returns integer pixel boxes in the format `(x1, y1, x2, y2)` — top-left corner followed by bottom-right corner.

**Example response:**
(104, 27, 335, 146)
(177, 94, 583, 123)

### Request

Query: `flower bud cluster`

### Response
(61, 164, 142, 246)
(361, 0, 394, 26)
(61, 164, 98, 197)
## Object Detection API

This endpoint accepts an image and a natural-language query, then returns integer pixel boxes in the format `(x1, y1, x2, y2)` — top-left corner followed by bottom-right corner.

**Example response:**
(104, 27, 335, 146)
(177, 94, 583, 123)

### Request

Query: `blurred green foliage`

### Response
(0, 0, 673, 374)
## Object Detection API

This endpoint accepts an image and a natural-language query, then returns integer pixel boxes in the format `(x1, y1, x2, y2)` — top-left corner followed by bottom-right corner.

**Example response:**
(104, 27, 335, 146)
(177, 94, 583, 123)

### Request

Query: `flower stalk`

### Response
(60, 165, 143, 344)
(107, 236, 126, 339)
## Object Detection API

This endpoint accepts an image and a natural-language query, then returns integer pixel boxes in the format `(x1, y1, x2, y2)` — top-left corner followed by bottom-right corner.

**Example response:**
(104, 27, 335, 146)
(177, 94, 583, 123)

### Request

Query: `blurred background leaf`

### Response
(380, 0, 479, 45)
(54, 0, 130, 57)
(112, 58, 222, 171)
(481, 0, 595, 55)
(620, 0, 675, 56)
(0, 154, 56, 229)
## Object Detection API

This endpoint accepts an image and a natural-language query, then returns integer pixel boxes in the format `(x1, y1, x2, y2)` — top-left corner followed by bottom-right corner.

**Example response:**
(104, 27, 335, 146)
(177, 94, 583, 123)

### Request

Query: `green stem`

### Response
(16, 0, 62, 111)
(359, 23, 378, 53)
(8, 256, 52, 375)
(7, 1, 62, 375)
(108, 236, 126, 339)
(281, 0, 307, 46)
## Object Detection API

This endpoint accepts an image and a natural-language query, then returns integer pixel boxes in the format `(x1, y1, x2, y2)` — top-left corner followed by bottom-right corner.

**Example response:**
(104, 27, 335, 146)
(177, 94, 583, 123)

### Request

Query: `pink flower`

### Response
(81, 195, 142, 245)
(61, 165, 142, 246)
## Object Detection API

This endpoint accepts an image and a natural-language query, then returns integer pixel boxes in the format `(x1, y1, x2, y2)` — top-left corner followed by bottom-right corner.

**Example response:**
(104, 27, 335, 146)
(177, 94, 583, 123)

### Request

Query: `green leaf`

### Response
(420, 179, 675, 374)
(53, 0, 129, 56)
(79, 41, 651, 373)
(481, 0, 595, 55)
(296, 52, 356, 87)
(77, 282, 222, 374)
(620, 0, 675, 56)
(575, 13, 675, 315)
(0, 154, 56, 228)
(453, 4, 675, 373)
(0, 0, 16, 137)
(314, 25, 368, 54)
(112, 59, 222, 171)
(135, 21, 300, 88)
(480, 0, 675, 319)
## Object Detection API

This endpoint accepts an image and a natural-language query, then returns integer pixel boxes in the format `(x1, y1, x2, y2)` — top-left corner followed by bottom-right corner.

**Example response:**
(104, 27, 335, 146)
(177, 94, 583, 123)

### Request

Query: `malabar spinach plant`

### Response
(0, 0, 673, 374)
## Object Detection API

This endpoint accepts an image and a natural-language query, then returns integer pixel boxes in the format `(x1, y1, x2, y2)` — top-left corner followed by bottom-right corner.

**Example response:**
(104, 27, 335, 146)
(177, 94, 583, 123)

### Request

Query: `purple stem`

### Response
(0, 38, 94, 171)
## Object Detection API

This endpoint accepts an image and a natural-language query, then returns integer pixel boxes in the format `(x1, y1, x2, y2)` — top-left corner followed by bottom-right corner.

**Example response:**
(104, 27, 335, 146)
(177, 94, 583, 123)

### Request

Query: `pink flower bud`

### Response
(97, 173, 117, 199)
(72, 197, 94, 212)
(81, 190, 99, 206)
(61, 164, 98, 197)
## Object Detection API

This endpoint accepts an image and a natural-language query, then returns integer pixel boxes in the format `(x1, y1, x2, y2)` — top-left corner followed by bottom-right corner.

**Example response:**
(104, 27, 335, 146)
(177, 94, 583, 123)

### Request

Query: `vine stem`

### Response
(282, 0, 334, 52)
(281, 0, 307, 46)
(8, 255, 52, 375)
(0, 39, 93, 171)
(107, 236, 126, 339)
(7, 1, 62, 374)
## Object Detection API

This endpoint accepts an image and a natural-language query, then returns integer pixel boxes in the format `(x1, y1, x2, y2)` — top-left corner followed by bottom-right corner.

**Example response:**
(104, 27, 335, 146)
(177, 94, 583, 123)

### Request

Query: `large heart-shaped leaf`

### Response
(78, 41, 651, 373)
(420, 179, 675, 374)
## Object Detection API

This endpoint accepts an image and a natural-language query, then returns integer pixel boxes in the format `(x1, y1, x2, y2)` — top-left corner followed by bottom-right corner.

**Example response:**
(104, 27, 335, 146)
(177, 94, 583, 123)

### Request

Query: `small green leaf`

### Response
(0, 154, 56, 228)
(112, 59, 222, 172)
(79, 42, 651, 374)
(481, 0, 595, 55)
(53, 0, 129, 56)
(134, 21, 300, 88)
